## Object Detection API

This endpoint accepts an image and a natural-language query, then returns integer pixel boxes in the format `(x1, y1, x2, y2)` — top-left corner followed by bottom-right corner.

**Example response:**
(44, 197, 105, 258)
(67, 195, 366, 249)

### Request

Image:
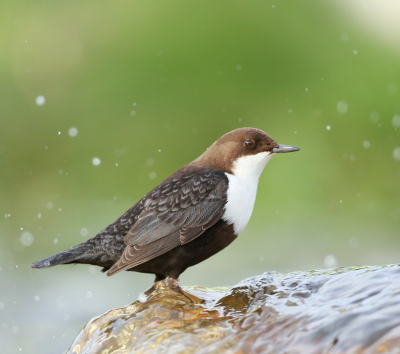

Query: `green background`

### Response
(1, 1, 399, 353)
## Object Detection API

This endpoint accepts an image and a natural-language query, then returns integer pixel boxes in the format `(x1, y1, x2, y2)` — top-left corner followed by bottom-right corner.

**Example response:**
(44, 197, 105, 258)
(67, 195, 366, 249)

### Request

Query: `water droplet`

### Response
(0, 303, 4, 310)
(393, 147, 400, 161)
(158, 149, 161, 152)
(363, 141, 371, 149)
(68, 127, 78, 137)
(38, 213, 41, 219)
(35, 95, 45, 106)
(149, 172, 156, 180)
(392, 114, 400, 128)
(86, 291, 93, 298)
(47, 202, 53, 210)
(92, 157, 101, 166)
(337, 101, 348, 114)
(353, 50, 357, 55)
(146, 158, 154, 166)
(324, 254, 337, 268)
(326, 125, 331, 131)
(138, 293, 147, 303)
(80, 228, 88, 237)
(34, 296, 40, 302)
(44, 261, 50, 267)
(53, 238, 58, 244)
(236, 65, 242, 70)
(130, 111, 136, 117)
(20, 232, 34, 246)
(58, 131, 61, 135)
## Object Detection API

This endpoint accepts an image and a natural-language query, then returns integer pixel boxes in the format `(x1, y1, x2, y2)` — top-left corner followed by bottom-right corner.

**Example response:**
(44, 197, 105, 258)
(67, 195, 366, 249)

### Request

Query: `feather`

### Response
(108, 169, 228, 276)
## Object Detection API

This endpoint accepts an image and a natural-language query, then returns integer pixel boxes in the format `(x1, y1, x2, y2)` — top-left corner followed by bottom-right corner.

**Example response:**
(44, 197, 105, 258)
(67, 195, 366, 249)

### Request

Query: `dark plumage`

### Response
(32, 128, 299, 291)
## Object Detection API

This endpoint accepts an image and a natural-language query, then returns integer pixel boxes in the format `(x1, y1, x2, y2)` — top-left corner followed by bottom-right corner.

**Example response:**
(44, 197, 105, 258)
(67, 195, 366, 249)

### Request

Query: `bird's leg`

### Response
(167, 277, 203, 304)
(167, 277, 180, 290)
(154, 274, 166, 283)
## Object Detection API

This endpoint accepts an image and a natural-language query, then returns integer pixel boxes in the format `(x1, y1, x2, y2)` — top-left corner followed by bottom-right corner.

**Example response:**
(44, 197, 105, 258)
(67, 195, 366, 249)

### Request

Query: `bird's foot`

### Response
(167, 277, 204, 304)
(167, 277, 180, 290)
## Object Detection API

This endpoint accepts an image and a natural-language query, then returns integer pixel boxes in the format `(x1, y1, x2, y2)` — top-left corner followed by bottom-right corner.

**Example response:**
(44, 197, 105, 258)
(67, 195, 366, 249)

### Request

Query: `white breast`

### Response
(222, 152, 273, 235)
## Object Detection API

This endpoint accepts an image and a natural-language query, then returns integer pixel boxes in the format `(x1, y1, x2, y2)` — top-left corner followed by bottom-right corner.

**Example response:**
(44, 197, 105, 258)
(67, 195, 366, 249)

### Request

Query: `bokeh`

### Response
(1, 1, 399, 353)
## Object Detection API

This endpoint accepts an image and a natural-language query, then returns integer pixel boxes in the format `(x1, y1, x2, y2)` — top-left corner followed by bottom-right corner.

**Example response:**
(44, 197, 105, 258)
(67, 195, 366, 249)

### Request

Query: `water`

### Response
(67, 265, 400, 354)
(91, 157, 101, 166)
(35, 96, 45, 106)
(337, 100, 348, 114)
(68, 127, 79, 137)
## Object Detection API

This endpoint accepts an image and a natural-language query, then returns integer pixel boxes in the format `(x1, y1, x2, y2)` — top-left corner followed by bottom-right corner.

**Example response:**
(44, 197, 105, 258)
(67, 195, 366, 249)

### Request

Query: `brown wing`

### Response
(107, 168, 228, 276)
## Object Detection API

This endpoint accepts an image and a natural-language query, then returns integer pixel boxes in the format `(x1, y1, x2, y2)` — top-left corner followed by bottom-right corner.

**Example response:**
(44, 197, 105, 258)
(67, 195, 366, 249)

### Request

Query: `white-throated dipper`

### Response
(32, 128, 299, 293)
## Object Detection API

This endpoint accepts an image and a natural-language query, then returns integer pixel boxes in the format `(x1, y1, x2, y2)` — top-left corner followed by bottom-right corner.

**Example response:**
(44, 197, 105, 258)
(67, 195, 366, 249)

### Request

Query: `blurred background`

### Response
(1, 0, 400, 352)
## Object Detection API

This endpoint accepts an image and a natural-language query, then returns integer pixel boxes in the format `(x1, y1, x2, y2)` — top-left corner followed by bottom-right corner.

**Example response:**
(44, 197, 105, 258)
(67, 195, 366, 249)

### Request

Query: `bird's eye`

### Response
(244, 140, 255, 148)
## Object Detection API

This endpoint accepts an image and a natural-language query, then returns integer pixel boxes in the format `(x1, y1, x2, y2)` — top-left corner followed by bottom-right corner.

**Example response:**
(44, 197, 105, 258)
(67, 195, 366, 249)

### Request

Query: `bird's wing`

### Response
(107, 168, 228, 276)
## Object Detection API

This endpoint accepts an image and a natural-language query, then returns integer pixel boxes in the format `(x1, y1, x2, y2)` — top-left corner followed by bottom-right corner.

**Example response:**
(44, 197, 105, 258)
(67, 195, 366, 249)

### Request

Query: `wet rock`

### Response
(67, 265, 400, 354)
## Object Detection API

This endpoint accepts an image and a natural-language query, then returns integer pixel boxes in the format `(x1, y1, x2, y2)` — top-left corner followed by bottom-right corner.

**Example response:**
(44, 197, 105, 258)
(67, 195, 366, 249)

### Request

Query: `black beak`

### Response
(273, 144, 300, 153)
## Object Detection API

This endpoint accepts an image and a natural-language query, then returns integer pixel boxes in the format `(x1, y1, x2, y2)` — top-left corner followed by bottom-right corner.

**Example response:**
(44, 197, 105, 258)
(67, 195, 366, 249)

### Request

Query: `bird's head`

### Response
(194, 127, 299, 178)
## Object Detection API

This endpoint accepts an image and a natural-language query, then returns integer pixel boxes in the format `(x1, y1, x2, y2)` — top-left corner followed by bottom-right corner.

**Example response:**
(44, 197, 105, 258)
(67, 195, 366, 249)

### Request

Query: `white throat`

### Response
(222, 152, 273, 235)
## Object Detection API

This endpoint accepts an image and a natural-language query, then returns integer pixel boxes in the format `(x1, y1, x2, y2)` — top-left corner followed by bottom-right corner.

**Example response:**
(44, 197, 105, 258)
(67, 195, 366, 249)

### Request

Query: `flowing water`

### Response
(67, 265, 400, 354)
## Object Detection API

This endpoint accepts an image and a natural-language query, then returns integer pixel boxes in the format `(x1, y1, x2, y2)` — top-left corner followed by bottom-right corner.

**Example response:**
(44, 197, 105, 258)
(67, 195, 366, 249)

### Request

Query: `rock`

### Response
(67, 265, 400, 354)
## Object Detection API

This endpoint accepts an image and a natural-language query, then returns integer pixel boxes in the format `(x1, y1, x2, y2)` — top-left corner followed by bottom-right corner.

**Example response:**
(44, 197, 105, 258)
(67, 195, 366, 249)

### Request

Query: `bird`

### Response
(32, 128, 299, 294)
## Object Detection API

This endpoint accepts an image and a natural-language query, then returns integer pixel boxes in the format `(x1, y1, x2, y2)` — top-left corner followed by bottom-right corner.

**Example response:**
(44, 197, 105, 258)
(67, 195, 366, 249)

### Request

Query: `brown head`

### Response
(193, 128, 299, 175)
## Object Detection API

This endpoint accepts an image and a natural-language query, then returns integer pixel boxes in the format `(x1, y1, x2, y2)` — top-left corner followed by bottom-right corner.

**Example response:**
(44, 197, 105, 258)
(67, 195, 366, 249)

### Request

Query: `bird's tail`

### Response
(31, 244, 89, 269)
